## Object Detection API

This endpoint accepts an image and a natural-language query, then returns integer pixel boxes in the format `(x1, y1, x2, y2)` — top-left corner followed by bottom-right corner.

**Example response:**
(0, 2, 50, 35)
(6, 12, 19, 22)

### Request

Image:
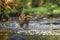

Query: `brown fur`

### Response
(19, 10, 32, 29)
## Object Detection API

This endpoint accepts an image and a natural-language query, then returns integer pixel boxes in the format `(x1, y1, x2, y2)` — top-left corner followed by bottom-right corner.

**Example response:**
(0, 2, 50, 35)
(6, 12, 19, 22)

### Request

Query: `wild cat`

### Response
(19, 10, 32, 30)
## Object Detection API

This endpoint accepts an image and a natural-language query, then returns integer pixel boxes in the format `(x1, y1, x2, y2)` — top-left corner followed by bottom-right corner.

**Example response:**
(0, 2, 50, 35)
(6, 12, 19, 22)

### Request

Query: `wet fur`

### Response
(19, 11, 32, 29)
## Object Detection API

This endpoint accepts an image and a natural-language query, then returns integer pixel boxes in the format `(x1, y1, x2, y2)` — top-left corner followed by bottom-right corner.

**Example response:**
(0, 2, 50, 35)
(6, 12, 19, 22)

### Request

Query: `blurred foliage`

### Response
(25, 4, 59, 15)
(0, 0, 60, 15)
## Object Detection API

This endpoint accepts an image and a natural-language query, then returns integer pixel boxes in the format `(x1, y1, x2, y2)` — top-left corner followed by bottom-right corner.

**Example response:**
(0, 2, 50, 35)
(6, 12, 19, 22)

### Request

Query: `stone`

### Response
(8, 35, 28, 40)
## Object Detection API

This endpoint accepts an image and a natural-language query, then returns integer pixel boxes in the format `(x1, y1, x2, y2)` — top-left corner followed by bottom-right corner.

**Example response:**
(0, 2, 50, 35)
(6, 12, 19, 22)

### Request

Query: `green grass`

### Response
(25, 6, 60, 15)
(25, 7, 49, 14)
(0, 4, 60, 15)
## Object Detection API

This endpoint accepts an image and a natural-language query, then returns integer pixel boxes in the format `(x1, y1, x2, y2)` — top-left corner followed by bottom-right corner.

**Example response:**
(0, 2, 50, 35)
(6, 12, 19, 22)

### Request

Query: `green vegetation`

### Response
(15, 34, 60, 40)
(25, 4, 60, 15)
(7, 32, 60, 40)
(0, 0, 60, 15)
(1, 5, 60, 15)
(18, 34, 59, 40)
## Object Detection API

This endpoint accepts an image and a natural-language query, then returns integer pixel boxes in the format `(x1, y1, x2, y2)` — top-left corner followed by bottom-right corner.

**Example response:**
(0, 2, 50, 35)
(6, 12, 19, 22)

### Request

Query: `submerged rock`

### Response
(8, 35, 28, 40)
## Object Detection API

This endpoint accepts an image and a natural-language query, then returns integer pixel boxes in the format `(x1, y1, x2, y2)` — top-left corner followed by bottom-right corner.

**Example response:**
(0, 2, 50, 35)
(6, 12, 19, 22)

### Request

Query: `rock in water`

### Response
(8, 35, 28, 40)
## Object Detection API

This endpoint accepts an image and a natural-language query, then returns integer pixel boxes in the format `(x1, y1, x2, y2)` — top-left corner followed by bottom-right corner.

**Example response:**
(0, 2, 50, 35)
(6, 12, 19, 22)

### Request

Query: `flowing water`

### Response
(0, 18, 60, 35)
